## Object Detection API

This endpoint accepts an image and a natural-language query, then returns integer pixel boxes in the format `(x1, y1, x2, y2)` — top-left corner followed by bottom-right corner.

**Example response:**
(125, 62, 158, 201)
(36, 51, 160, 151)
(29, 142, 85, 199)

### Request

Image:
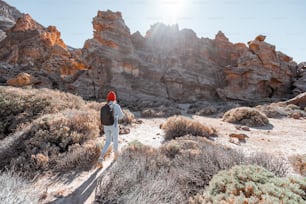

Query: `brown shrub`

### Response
(256, 102, 306, 118)
(120, 109, 135, 125)
(0, 110, 100, 178)
(0, 86, 86, 139)
(95, 136, 287, 203)
(222, 107, 269, 127)
(141, 106, 181, 118)
(256, 102, 288, 118)
(289, 154, 306, 176)
(161, 116, 216, 140)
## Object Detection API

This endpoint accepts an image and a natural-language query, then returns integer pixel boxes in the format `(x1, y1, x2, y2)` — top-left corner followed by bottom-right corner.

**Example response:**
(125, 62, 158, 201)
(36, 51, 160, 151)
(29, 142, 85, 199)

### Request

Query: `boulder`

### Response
(7, 72, 32, 87)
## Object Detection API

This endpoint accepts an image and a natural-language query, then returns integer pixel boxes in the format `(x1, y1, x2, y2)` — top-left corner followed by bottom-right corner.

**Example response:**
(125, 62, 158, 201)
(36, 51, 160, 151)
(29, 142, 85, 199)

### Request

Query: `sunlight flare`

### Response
(157, 0, 189, 24)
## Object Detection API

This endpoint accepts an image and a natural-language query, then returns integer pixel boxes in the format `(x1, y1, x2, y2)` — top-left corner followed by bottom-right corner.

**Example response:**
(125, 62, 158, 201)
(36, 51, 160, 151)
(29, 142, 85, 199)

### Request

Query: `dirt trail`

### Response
(43, 115, 306, 204)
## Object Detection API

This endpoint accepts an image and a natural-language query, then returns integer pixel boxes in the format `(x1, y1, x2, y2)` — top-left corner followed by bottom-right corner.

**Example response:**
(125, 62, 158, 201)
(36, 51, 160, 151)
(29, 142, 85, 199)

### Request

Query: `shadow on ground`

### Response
(49, 162, 115, 204)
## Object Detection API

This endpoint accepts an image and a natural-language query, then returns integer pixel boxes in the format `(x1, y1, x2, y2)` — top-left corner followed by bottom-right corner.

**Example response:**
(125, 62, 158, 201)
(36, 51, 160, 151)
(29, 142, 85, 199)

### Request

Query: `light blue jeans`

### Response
(99, 122, 119, 160)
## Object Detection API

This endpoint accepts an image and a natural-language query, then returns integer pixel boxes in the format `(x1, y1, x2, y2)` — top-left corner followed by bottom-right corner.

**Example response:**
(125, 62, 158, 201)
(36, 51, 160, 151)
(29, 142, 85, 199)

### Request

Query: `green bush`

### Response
(161, 116, 216, 140)
(190, 165, 306, 204)
(95, 136, 288, 204)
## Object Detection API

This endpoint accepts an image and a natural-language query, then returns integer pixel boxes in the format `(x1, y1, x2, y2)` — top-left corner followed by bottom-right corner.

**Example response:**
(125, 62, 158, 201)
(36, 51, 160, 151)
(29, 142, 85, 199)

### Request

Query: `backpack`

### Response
(100, 104, 114, 125)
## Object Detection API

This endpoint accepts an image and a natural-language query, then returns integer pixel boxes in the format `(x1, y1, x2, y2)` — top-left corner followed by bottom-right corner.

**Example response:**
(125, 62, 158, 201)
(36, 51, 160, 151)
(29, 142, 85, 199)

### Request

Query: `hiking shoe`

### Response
(96, 161, 103, 169)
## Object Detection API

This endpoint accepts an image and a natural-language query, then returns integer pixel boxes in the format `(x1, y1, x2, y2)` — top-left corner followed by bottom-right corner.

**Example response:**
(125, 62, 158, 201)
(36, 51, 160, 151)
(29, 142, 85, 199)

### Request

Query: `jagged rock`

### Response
(286, 92, 306, 109)
(255, 35, 266, 41)
(0, 13, 88, 90)
(73, 10, 299, 103)
(217, 35, 297, 101)
(0, 6, 302, 103)
(293, 63, 306, 94)
(6, 72, 32, 86)
(0, 0, 22, 42)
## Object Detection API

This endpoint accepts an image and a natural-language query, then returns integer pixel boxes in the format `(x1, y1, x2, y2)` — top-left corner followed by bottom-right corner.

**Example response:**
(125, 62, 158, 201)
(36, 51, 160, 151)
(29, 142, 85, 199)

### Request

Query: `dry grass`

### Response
(95, 136, 288, 204)
(0, 86, 86, 139)
(0, 86, 104, 177)
(0, 109, 101, 177)
(161, 116, 216, 140)
(0, 170, 42, 203)
(222, 107, 269, 127)
(289, 154, 306, 176)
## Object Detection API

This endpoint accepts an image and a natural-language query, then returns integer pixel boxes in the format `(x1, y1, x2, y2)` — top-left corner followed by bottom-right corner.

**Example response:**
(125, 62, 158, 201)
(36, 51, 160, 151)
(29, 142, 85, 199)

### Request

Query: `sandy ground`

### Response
(42, 113, 306, 204)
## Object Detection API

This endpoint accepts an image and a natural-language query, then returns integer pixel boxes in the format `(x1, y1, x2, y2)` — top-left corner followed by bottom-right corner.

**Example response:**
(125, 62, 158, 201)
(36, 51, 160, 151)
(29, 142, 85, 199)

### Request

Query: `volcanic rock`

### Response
(0, 0, 22, 41)
(72, 10, 298, 103)
(0, 14, 87, 90)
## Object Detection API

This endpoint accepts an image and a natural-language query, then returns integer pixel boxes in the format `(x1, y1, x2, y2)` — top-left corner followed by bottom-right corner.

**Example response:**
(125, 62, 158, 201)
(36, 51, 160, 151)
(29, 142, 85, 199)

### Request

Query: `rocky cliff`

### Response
(0, 13, 87, 88)
(70, 10, 299, 103)
(0, 8, 304, 103)
(0, 0, 22, 41)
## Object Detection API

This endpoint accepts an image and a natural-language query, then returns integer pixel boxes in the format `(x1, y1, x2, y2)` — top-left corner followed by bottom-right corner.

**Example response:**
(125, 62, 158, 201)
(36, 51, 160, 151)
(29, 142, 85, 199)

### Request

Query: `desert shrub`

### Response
(95, 136, 287, 203)
(246, 152, 288, 177)
(141, 106, 181, 118)
(256, 102, 288, 118)
(161, 116, 216, 140)
(0, 86, 86, 138)
(0, 110, 100, 177)
(190, 165, 306, 204)
(0, 171, 41, 203)
(289, 154, 306, 176)
(286, 104, 301, 110)
(120, 109, 135, 125)
(222, 107, 269, 127)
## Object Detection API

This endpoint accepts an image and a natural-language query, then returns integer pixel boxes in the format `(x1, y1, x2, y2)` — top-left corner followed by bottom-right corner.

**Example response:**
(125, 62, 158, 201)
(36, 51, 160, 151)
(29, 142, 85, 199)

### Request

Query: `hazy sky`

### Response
(5, 0, 306, 62)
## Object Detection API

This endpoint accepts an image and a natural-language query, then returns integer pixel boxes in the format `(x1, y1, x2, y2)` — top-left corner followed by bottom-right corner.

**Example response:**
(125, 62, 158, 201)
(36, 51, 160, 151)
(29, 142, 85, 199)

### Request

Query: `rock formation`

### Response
(0, 0, 22, 41)
(0, 13, 87, 89)
(0, 6, 302, 103)
(70, 10, 298, 103)
(293, 62, 306, 94)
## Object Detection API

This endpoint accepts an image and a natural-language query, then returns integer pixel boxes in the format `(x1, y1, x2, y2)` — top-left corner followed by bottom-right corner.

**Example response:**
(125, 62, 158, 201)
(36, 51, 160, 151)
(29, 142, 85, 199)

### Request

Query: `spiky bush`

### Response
(0, 110, 100, 177)
(0, 86, 86, 138)
(161, 116, 216, 140)
(0, 171, 41, 203)
(190, 165, 306, 204)
(289, 154, 306, 176)
(223, 107, 269, 127)
(95, 136, 287, 204)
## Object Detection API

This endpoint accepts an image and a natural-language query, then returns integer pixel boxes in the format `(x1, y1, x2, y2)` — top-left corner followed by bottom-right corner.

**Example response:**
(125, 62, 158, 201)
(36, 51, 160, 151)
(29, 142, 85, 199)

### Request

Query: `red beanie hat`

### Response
(107, 91, 116, 102)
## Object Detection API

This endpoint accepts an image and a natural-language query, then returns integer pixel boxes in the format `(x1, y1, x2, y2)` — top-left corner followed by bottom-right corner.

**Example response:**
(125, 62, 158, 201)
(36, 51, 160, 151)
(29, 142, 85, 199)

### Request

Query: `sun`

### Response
(157, 0, 188, 24)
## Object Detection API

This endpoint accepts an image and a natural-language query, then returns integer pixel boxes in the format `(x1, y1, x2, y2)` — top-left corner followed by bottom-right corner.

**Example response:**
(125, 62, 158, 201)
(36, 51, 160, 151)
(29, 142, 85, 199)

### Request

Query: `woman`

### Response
(97, 91, 124, 169)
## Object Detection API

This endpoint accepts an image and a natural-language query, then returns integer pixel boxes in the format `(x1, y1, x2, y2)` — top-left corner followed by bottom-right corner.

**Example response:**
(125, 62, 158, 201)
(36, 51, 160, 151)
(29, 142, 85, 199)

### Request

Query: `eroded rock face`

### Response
(72, 10, 298, 103)
(293, 62, 306, 94)
(0, 8, 302, 103)
(217, 35, 297, 100)
(0, 14, 87, 89)
(0, 0, 22, 41)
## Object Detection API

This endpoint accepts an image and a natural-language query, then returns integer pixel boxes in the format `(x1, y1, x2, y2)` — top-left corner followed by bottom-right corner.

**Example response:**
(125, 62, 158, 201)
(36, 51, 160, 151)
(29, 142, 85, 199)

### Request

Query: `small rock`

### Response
(229, 133, 249, 140)
(241, 126, 250, 131)
(229, 138, 240, 145)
